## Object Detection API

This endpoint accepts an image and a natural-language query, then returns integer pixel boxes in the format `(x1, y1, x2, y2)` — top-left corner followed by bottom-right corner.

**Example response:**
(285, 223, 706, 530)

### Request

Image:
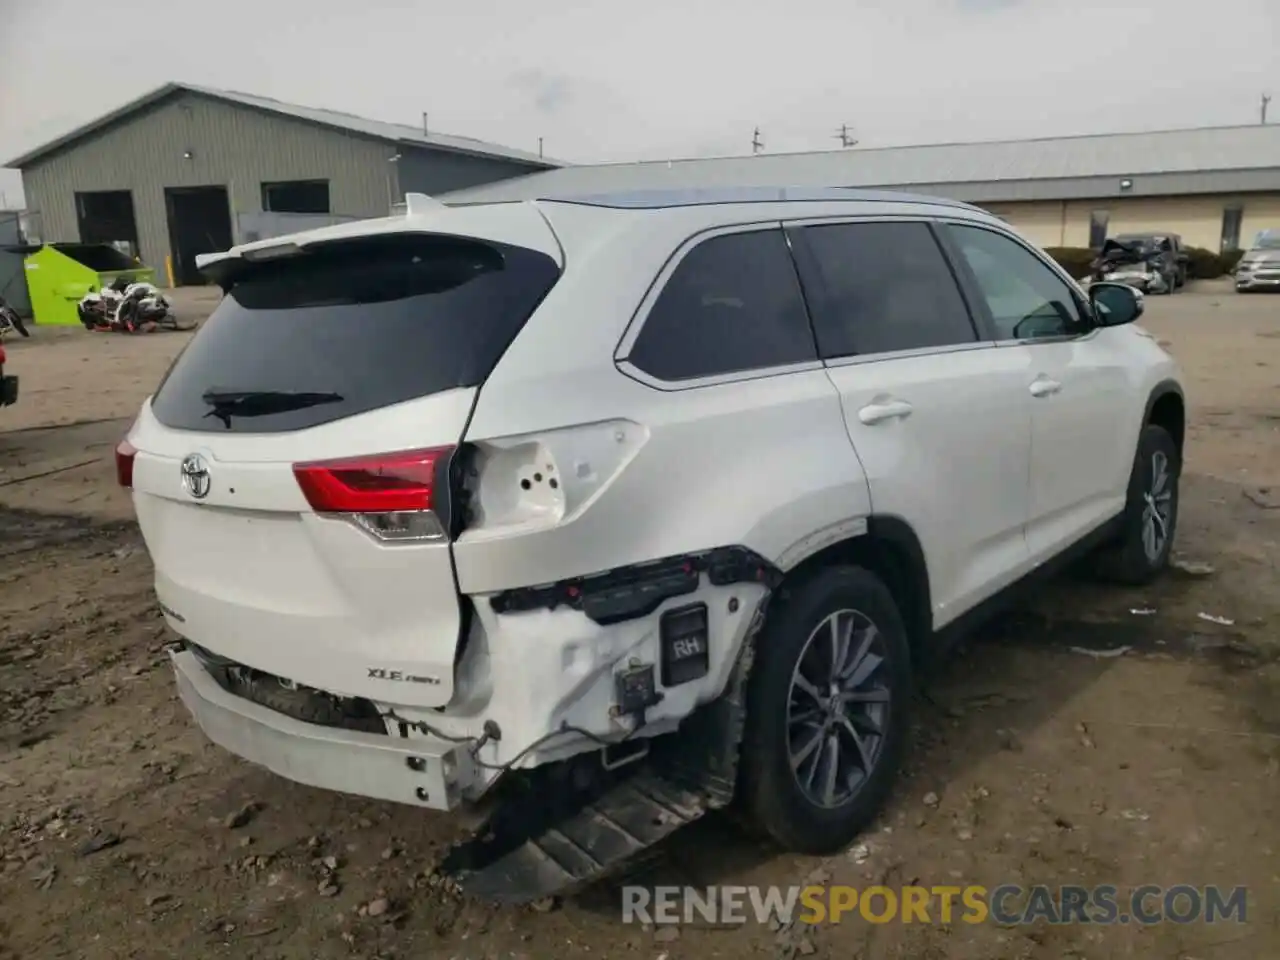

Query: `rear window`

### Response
(149, 234, 560, 433)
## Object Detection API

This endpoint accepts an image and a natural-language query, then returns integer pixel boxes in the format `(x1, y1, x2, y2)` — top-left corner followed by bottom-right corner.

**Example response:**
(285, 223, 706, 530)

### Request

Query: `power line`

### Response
(834, 124, 859, 148)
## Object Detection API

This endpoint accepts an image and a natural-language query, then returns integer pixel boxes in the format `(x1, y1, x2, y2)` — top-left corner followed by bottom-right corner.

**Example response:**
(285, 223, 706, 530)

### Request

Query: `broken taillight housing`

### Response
(292, 446, 453, 542)
(115, 439, 137, 489)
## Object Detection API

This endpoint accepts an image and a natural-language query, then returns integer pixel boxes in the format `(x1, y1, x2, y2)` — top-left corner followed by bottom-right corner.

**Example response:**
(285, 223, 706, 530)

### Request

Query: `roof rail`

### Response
(534, 186, 990, 211)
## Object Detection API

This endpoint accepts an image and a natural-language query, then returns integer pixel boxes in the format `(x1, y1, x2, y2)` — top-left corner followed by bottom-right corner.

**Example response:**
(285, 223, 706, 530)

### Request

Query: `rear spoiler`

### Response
(195, 194, 450, 281)
(196, 192, 561, 287)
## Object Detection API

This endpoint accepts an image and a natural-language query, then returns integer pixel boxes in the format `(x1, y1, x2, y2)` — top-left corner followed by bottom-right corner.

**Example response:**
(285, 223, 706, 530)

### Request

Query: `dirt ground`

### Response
(1, 283, 1277, 960)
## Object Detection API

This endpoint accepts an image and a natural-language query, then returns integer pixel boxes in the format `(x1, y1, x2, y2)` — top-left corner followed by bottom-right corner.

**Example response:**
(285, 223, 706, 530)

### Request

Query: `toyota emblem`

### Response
(180, 453, 212, 499)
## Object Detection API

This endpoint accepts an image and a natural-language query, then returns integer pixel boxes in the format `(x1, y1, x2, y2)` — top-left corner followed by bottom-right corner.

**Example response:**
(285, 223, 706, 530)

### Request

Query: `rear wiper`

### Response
(201, 389, 344, 428)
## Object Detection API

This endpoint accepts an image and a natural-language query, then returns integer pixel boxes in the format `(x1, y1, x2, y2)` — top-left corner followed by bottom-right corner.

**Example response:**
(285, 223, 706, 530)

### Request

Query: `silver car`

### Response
(1235, 230, 1280, 292)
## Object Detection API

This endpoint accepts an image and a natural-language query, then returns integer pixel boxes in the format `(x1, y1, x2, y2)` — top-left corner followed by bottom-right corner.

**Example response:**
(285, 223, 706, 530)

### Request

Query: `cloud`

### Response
(954, 0, 1021, 10)
(508, 69, 576, 114)
(0, 0, 1276, 208)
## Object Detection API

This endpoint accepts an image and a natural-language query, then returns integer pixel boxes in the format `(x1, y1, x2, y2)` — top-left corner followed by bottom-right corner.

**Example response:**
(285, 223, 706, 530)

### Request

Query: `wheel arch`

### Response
(769, 515, 933, 665)
(1143, 379, 1185, 458)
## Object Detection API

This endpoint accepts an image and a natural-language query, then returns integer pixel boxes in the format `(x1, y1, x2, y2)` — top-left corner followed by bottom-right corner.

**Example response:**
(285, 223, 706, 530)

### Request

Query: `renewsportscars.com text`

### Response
(622, 883, 1248, 926)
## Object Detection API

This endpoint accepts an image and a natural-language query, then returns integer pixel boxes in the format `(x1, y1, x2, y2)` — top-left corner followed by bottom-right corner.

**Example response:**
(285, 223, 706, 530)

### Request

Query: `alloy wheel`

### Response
(1141, 450, 1174, 562)
(786, 609, 891, 809)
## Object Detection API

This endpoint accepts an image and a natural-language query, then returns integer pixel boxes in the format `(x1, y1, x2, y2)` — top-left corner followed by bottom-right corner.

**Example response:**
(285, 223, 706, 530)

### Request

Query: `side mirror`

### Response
(1090, 281, 1144, 326)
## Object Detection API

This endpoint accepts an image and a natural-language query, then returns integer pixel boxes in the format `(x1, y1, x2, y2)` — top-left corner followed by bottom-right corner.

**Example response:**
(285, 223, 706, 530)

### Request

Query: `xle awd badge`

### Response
(367, 668, 441, 685)
(180, 453, 211, 499)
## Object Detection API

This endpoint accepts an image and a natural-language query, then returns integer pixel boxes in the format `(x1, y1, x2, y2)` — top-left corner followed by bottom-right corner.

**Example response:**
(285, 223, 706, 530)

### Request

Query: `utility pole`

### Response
(752, 127, 764, 155)
(538, 137, 544, 158)
(1262, 93, 1272, 125)
(422, 112, 429, 135)
(834, 124, 859, 148)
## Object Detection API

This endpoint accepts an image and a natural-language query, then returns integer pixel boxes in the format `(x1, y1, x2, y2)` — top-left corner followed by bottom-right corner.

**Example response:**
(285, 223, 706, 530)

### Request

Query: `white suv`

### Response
(116, 187, 1184, 903)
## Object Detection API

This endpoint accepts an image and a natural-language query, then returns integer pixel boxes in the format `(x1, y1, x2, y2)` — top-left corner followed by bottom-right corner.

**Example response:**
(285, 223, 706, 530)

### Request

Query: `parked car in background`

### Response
(1091, 233, 1187, 294)
(1234, 229, 1280, 292)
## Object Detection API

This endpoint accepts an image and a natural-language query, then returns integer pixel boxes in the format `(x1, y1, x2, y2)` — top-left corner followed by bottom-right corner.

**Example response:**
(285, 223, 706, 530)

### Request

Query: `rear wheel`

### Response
(740, 566, 912, 854)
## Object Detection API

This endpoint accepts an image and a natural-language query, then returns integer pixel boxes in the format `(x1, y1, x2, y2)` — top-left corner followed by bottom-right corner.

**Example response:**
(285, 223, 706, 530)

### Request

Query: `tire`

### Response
(160, 313, 197, 332)
(739, 565, 913, 854)
(3, 312, 29, 337)
(1095, 424, 1180, 585)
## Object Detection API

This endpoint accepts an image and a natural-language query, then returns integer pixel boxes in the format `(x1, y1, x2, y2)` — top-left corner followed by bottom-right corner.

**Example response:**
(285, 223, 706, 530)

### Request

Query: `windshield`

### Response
(1111, 236, 1160, 253)
(149, 234, 561, 433)
(1251, 231, 1280, 250)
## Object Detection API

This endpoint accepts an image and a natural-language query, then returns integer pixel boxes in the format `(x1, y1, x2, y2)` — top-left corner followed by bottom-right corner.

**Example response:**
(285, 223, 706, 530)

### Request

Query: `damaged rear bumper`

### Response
(170, 648, 476, 811)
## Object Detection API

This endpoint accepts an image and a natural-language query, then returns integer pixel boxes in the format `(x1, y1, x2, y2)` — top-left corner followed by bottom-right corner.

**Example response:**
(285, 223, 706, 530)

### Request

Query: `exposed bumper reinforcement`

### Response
(170, 649, 473, 811)
(445, 768, 712, 904)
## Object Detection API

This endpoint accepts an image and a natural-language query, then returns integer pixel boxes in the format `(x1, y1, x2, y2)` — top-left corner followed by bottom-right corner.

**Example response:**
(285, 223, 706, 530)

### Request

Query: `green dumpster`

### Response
(23, 243, 156, 326)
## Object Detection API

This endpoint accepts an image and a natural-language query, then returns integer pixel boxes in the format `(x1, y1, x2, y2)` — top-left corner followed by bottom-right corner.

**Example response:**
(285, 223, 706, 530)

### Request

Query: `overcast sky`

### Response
(1, 0, 1276, 208)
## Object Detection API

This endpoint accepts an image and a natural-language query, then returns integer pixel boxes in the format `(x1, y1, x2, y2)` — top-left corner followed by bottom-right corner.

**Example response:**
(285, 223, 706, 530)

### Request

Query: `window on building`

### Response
(627, 229, 817, 381)
(1221, 206, 1244, 252)
(261, 180, 331, 214)
(1088, 210, 1110, 249)
(795, 221, 978, 358)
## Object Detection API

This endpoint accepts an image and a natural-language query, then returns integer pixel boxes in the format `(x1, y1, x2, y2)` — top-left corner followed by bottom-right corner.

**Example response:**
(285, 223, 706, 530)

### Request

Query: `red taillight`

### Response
(293, 446, 454, 542)
(115, 439, 137, 488)
(0, 343, 6, 364)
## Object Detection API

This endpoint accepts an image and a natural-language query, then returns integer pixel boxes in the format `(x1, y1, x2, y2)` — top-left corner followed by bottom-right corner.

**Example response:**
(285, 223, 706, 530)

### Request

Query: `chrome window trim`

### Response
(822, 340, 998, 370)
(616, 358, 828, 392)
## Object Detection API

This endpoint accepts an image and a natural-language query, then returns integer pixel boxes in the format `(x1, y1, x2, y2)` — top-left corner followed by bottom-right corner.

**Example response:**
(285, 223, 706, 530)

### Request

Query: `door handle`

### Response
(1029, 377, 1062, 398)
(858, 398, 914, 425)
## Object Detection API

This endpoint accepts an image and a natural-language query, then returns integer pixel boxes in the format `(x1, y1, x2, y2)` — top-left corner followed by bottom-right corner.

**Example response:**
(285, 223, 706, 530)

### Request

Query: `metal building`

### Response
(445, 123, 1280, 253)
(4, 83, 559, 284)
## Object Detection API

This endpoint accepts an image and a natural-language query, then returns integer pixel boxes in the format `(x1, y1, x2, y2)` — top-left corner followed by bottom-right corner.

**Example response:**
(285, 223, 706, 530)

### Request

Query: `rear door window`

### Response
(149, 234, 560, 432)
(625, 228, 818, 381)
(792, 220, 978, 358)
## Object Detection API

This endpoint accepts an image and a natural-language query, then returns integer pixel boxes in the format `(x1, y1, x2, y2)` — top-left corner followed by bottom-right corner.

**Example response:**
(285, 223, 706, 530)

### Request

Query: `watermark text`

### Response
(621, 884, 1248, 927)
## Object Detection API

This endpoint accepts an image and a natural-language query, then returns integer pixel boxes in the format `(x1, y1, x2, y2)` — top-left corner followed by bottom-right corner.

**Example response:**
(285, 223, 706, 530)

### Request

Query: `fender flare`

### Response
(865, 514, 933, 652)
(1142, 378, 1184, 424)
(1141, 378, 1186, 452)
